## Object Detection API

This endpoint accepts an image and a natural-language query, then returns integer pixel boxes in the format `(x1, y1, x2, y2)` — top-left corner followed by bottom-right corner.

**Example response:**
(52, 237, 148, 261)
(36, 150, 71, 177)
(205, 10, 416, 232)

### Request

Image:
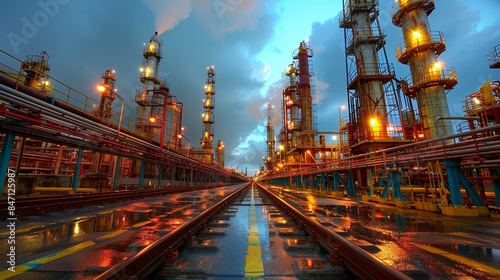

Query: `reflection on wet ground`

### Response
(274, 188, 500, 278)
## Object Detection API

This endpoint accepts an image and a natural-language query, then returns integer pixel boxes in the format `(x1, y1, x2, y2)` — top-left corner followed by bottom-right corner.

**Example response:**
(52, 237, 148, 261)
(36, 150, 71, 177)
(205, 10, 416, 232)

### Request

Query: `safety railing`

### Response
(260, 124, 500, 181)
(487, 44, 500, 68)
(0, 49, 136, 132)
(402, 66, 457, 95)
(391, 0, 435, 26)
(347, 62, 395, 86)
(395, 31, 445, 63)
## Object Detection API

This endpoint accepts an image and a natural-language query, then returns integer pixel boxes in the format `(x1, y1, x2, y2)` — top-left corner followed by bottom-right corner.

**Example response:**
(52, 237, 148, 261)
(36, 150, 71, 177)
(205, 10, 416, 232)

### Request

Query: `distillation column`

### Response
(284, 63, 300, 145)
(265, 103, 275, 170)
(216, 140, 225, 169)
(95, 69, 116, 120)
(296, 42, 314, 133)
(392, 0, 457, 139)
(201, 66, 215, 163)
(340, 0, 391, 143)
(135, 31, 166, 142)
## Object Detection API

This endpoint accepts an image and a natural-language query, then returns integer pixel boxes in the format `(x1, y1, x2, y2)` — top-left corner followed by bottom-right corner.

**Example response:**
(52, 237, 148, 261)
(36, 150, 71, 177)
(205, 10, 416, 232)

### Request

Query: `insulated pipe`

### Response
(0, 84, 212, 168)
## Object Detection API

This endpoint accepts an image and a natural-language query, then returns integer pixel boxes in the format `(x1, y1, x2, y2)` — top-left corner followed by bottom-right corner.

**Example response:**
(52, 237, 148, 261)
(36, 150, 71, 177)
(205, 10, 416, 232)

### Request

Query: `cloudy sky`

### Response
(1, 0, 499, 175)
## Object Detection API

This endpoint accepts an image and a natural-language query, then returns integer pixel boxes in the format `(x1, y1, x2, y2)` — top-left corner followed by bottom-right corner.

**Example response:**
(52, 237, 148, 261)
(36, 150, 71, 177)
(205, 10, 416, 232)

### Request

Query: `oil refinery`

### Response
(0, 0, 499, 279)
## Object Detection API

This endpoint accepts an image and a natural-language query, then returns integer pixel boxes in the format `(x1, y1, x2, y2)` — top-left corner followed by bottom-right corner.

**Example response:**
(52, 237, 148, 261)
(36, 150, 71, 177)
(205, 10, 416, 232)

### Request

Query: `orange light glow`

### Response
(149, 117, 156, 123)
(97, 85, 106, 92)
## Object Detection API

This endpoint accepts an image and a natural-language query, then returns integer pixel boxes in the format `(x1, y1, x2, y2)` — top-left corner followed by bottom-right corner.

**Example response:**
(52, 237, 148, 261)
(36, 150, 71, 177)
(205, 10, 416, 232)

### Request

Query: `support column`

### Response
(0, 134, 16, 194)
(113, 156, 121, 190)
(444, 160, 484, 207)
(72, 149, 83, 192)
(139, 161, 146, 189)
(54, 145, 64, 175)
(190, 169, 194, 186)
(158, 165, 163, 187)
(347, 170, 355, 196)
(490, 168, 500, 207)
(14, 137, 26, 176)
(170, 166, 175, 186)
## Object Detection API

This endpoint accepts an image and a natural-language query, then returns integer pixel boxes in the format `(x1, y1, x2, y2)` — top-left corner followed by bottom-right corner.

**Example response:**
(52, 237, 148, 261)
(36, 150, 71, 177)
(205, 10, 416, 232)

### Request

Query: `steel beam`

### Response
(0, 134, 15, 194)
(72, 149, 83, 192)
(444, 160, 484, 207)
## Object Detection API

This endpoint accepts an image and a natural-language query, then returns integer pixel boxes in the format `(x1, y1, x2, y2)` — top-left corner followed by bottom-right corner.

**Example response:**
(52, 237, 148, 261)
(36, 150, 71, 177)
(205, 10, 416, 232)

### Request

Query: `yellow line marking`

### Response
(98, 210, 114, 215)
(0, 240, 95, 279)
(244, 186, 264, 278)
(157, 214, 167, 218)
(97, 230, 127, 239)
(130, 221, 150, 228)
(1, 225, 45, 235)
(415, 244, 500, 275)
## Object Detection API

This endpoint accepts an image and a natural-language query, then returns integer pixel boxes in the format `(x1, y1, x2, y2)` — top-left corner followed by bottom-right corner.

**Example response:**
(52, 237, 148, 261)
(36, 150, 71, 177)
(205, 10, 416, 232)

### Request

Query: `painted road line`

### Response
(244, 185, 264, 278)
(0, 225, 45, 236)
(0, 240, 95, 279)
(130, 221, 150, 228)
(415, 244, 500, 275)
(97, 229, 128, 239)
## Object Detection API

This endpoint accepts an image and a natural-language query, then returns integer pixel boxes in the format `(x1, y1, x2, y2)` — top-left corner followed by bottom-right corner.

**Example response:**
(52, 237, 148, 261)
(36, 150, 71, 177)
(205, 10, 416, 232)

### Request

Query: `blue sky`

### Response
(1, 0, 499, 175)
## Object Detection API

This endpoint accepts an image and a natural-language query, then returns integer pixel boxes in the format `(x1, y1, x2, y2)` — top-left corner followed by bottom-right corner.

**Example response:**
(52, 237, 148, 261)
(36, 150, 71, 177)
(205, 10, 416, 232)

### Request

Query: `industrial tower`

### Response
(94, 69, 116, 120)
(200, 66, 215, 163)
(265, 103, 275, 171)
(22, 51, 51, 93)
(283, 63, 299, 151)
(340, 0, 410, 154)
(135, 31, 183, 149)
(216, 140, 225, 169)
(392, 0, 457, 139)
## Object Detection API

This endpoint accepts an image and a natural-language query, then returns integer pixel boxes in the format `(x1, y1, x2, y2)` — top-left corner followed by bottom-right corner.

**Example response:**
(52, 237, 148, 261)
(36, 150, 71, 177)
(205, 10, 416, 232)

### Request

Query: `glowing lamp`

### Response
(97, 84, 106, 93)
(149, 117, 156, 123)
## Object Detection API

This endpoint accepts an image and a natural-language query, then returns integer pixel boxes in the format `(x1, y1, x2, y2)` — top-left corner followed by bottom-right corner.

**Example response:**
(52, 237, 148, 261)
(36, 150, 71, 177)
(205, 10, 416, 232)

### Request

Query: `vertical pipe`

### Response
(0, 134, 15, 194)
(14, 136, 26, 176)
(139, 161, 146, 188)
(491, 168, 500, 207)
(72, 149, 83, 192)
(170, 165, 175, 186)
(113, 156, 121, 190)
(158, 165, 162, 188)
(54, 145, 64, 175)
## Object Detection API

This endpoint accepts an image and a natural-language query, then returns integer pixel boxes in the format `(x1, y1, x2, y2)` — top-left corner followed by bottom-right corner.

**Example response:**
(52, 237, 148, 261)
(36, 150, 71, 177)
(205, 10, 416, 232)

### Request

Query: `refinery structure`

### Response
(259, 0, 500, 217)
(0, 31, 242, 195)
(0, 0, 499, 218)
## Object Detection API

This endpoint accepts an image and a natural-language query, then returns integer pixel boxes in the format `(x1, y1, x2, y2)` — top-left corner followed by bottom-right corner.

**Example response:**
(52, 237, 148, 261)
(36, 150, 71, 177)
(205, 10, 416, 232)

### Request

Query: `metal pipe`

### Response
(72, 149, 83, 192)
(0, 85, 225, 175)
(435, 116, 481, 137)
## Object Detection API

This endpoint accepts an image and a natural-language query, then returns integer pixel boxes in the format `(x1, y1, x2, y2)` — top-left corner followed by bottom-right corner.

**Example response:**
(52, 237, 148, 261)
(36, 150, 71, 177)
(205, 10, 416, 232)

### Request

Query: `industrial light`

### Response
(279, 145, 284, 150)
(418, 133, 424, 138)
(413, 31, 422, 39)
(177, 134, 183, 139)
(432, 62, 442, 71)
(340, 105, 346, 110)
(474, 98, 480, 105)
(369, 118, 377, 126)
(181, 127, 185, 131)
(97, 84, 106, 92)
(149, 116, 156, 123)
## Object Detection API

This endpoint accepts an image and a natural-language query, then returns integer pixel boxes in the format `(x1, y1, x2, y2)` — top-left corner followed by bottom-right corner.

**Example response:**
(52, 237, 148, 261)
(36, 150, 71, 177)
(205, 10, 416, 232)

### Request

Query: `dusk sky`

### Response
(1, 0, 499, 175)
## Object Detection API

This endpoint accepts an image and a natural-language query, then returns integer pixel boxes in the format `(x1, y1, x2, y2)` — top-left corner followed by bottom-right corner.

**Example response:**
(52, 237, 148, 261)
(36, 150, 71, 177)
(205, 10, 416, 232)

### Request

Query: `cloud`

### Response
(142, 0, 193, 35)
